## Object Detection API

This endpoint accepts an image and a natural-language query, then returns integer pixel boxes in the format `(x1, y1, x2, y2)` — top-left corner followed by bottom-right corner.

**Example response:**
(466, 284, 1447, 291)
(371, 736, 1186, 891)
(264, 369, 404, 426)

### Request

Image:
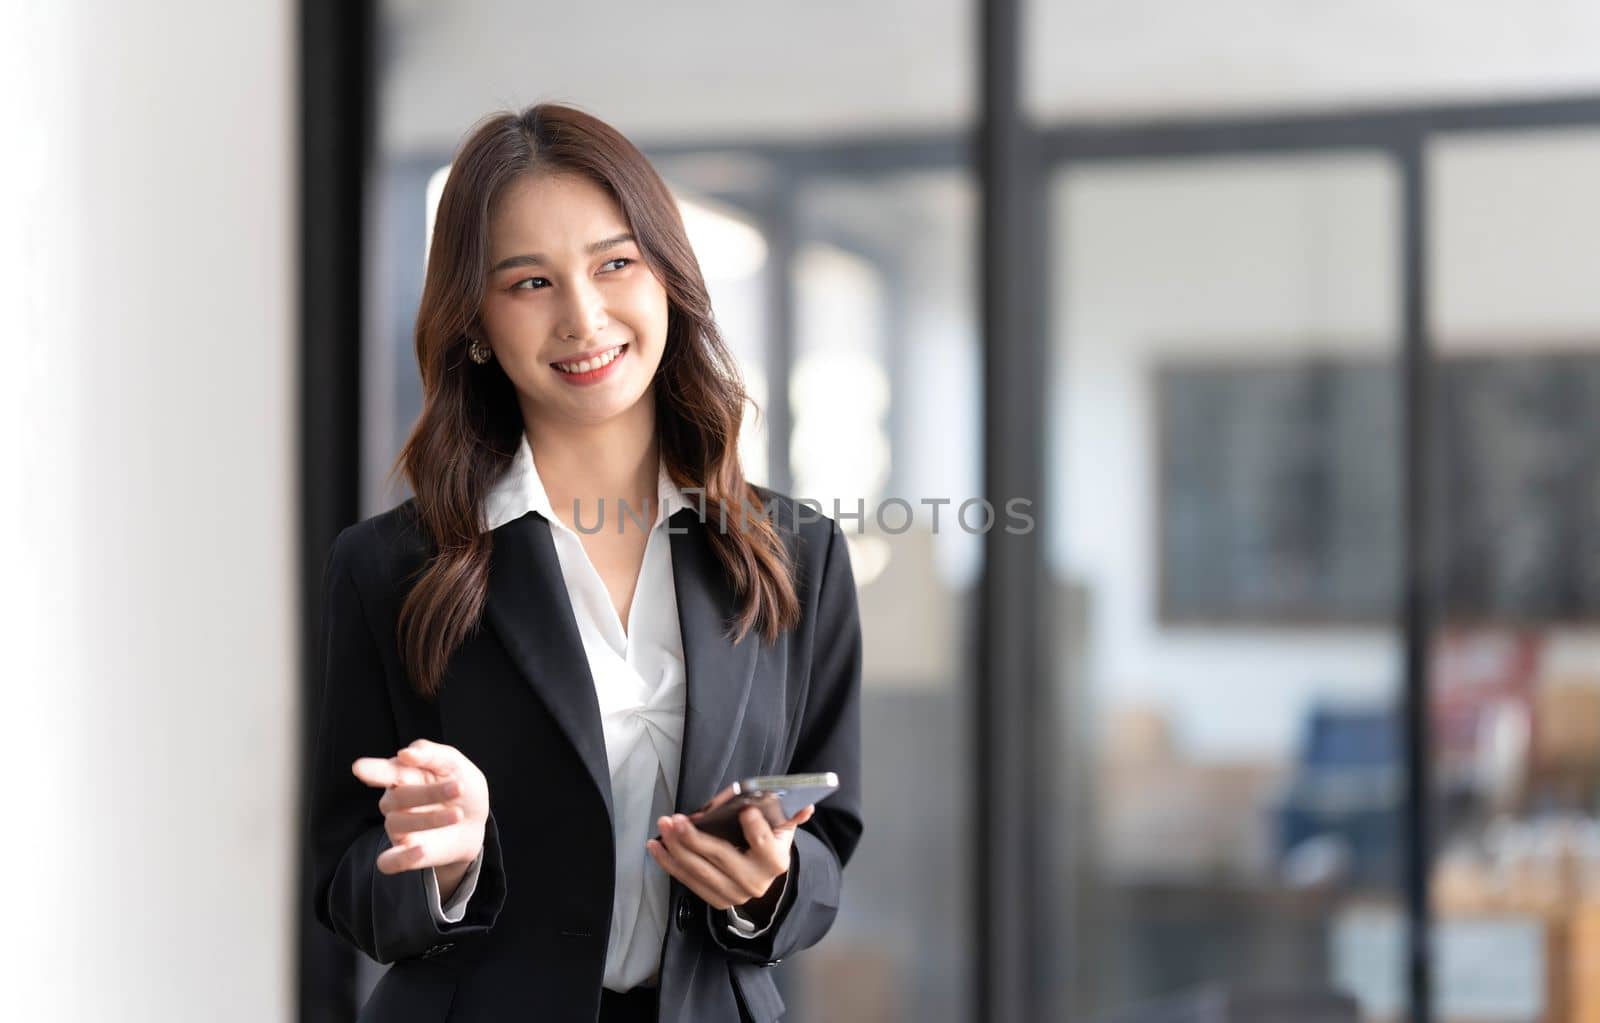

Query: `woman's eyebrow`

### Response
(489, 233, 636, 272)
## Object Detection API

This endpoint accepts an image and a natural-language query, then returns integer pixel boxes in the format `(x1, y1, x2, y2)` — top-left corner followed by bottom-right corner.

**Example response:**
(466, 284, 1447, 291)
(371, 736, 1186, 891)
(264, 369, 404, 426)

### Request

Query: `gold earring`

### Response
(468, 338, 493, 364)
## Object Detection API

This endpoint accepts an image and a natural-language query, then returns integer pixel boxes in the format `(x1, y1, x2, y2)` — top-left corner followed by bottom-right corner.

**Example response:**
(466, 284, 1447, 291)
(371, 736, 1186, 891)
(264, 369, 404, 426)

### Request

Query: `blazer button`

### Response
(674, 893, 692, 933)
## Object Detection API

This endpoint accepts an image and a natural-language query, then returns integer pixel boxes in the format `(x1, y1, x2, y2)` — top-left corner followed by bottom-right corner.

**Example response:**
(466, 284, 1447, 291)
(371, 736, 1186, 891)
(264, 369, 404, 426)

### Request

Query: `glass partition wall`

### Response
(1045, 152, 1407, 1019)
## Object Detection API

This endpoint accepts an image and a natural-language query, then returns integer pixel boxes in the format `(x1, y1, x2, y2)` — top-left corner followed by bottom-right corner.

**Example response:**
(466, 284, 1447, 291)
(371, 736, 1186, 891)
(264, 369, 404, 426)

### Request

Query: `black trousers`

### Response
(599, 985, 658, 1023)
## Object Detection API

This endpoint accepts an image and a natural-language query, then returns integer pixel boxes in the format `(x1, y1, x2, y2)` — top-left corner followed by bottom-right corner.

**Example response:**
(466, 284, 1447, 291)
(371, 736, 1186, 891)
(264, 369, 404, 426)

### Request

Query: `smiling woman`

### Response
(308, 102, 864, 1023)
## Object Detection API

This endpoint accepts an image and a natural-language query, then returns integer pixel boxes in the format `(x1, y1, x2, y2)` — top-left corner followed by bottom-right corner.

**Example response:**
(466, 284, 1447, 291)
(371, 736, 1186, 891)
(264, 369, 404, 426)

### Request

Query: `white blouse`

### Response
(421, 430, 777, 991)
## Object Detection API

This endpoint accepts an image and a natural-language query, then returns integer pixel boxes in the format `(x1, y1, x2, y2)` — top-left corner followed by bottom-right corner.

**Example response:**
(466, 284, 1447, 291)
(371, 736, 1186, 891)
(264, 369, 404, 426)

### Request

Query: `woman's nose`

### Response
(557, 282, 608, 342)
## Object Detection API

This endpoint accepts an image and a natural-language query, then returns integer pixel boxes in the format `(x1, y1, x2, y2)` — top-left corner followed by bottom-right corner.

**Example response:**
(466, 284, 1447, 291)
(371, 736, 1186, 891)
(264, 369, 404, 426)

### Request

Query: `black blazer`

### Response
(307, 488, 863, 1022)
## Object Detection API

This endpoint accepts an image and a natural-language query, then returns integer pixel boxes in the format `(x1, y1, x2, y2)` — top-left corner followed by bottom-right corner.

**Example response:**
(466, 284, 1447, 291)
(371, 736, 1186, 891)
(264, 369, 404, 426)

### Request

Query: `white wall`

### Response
(1048, 134, 1600, 761)
(1, 2, 297, 1020)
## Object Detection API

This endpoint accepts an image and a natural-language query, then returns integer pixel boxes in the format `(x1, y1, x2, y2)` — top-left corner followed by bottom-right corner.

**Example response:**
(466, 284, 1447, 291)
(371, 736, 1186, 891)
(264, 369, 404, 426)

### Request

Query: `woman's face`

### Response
(477, 171, 669, 429)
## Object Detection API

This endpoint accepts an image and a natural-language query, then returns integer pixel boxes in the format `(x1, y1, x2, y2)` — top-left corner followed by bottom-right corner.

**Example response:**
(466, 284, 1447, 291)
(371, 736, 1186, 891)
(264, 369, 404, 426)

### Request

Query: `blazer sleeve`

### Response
(306, 526, 509, 965)
(709, 518, 865, 965)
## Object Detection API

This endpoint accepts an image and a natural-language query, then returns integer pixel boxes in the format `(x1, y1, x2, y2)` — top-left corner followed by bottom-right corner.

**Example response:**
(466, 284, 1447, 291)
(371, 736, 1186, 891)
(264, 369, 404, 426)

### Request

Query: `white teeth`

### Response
(555, 345, 624, 374)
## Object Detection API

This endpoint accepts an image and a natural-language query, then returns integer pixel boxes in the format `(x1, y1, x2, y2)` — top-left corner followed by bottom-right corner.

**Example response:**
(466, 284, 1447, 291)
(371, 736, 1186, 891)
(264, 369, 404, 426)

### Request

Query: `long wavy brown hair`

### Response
(392, 102, 799, 698)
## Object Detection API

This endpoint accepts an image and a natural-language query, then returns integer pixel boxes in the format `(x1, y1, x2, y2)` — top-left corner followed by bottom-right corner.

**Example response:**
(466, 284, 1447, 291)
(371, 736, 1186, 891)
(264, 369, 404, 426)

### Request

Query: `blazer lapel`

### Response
(669, 508, 760, 814)
(482, 510, 614, 823)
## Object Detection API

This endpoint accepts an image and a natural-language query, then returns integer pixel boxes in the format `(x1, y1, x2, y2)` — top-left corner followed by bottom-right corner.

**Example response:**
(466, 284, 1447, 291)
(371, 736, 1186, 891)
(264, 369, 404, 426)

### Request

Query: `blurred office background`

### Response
(7, 1, 1600, 1021)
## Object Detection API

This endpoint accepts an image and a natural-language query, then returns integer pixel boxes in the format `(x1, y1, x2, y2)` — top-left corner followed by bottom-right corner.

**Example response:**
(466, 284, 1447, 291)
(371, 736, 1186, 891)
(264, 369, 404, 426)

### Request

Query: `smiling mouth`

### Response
(551, 343, 628, 375)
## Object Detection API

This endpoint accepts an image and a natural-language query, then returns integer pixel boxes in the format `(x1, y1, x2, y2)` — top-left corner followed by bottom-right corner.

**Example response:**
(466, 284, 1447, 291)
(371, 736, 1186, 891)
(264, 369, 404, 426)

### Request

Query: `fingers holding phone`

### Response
(351, 738, 489, 875)
(645, 773, 837, 911)
(647, 807, 791, 911)
(674, 772, 838, 849)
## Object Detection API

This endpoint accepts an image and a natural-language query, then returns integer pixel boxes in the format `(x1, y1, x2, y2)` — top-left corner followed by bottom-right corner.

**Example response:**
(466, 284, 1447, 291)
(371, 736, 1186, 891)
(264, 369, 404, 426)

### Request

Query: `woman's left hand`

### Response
(647, 802, 815, 913)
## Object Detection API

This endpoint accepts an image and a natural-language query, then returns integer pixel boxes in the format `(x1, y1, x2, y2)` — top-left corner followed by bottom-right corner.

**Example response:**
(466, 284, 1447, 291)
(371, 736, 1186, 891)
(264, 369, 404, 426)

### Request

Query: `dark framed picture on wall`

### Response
(1155, 348, 1600, 626)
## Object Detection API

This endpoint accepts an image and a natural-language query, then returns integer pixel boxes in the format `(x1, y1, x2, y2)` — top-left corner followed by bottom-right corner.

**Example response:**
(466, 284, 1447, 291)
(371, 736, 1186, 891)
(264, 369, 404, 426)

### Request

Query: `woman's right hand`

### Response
(352, 738, 490, 879)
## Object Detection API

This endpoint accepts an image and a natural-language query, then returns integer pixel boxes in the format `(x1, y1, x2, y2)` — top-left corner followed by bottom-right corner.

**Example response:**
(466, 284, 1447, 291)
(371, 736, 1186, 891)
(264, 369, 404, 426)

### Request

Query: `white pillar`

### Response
(0, 2, 298, 1019)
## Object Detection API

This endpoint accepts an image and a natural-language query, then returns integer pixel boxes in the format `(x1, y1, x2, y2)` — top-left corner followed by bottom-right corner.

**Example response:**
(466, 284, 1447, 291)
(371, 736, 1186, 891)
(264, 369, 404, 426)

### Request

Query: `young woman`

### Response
(308, 104, 863, 1023)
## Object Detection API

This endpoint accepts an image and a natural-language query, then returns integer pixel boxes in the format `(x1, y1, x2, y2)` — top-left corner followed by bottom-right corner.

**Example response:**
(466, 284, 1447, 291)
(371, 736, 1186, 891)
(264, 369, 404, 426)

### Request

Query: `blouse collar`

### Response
(480, 430, 693, 534)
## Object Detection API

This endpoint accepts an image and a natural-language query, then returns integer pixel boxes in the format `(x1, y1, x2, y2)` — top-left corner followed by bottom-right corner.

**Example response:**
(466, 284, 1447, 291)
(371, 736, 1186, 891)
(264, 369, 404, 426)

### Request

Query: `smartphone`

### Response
(656, 772, 839, 850)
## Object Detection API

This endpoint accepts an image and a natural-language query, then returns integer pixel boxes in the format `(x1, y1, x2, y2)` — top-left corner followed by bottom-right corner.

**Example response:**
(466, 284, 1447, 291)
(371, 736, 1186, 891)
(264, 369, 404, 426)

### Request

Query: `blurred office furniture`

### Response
(1334, 902, 1552, 1022)
(1315, 645, 1600, 1021)
(1331, 815, 1600, 1021)
(1094, 984, 1360, 1023)
(1432, 629, 1539, 819)
(1531, 675, 1600, 810)
(1271, 705, 1402, 888)
(1429, 629, 1600, 825)
(1102, 708, 1282, 882)
(1082, 705, 1327, 1014)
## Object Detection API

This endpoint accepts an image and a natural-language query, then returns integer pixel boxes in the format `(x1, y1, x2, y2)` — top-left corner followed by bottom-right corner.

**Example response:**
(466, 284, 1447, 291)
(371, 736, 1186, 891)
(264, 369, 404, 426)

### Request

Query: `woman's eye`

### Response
(512, 277, 549, 291)
(602, 257, 633, 272)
